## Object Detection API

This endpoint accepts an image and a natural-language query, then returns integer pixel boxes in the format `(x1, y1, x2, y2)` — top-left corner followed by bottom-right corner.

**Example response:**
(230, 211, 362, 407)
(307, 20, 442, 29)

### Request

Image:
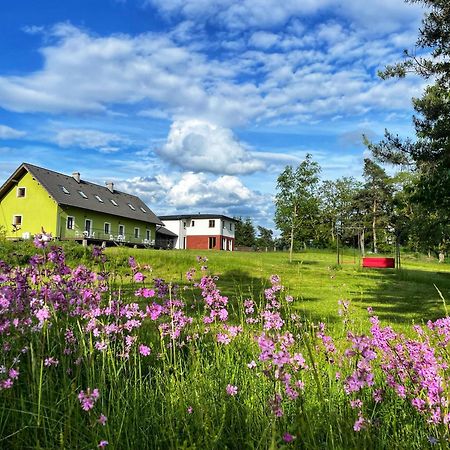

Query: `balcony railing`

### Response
(61, 226, 154, 246)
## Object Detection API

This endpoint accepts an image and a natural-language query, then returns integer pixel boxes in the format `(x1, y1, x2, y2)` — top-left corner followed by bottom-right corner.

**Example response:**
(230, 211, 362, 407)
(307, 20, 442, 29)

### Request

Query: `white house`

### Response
(159, 214, 237, 250)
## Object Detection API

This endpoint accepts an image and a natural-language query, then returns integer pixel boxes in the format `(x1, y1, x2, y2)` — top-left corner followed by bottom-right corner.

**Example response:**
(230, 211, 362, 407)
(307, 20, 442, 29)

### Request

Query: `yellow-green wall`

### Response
(0, 171, 58, 238)
(0, 170, 158, 244)
(58, 205, 156, 244)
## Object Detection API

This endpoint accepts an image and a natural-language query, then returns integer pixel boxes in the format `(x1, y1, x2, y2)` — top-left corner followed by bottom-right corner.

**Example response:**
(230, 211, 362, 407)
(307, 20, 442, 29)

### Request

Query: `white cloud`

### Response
(0, 125, 26, 139)
(157, 119, 264, 174)
(54, 128, 128, 152)
(249, 31, 280, 49)
(147, 0, 424, 34)
(117, 170, 272, 222)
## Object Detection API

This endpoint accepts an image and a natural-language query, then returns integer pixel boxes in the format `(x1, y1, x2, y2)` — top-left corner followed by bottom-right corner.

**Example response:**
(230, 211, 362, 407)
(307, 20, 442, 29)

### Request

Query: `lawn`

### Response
(105, 247, 450, 333)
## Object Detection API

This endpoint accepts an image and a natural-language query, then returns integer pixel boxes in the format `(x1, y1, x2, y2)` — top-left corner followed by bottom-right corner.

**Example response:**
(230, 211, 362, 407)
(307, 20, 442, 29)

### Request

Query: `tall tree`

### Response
(320, 177, 361, 245)
(234, 217, 256, 247)
(359, 159, 394, 254)
(255, 226, 274, 250)
(368, 0, 450, 257)
(274, 154, 321, 262)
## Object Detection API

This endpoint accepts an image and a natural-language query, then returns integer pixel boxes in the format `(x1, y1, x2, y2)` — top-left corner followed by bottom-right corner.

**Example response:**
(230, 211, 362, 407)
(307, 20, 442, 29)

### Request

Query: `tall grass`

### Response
(0, 240, 449, 448)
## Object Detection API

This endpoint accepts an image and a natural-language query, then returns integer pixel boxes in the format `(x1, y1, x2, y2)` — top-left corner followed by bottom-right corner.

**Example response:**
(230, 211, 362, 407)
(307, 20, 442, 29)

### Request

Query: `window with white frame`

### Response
(16, 187, 26, 198)
(209, 219, 215, 228)
(118, 224, 125, 236)
(67, 216, 74, 229)
(134, 227, 140, 238)
(104, 222, 111, 235)
(191, 220, 195, 226)
(146, 229, 151, 240)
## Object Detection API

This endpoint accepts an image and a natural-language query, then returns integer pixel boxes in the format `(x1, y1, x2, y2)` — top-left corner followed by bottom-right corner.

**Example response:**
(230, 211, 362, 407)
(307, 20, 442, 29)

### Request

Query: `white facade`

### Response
(160, 215, 236, 250)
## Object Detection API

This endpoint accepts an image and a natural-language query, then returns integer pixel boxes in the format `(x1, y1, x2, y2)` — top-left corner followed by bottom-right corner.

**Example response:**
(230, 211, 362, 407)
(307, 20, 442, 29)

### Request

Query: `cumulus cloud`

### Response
(157, 119, 264, 174)
(117, 170, 272, 223)
(0, 124, 26, 139)
(54, 129, 128, 153)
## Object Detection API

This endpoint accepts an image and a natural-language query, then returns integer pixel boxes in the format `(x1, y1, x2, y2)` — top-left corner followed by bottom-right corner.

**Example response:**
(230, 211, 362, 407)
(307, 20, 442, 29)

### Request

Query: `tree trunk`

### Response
(372, 199, 377, 254)
(289, 204, 296, 263)
(360, 228, 365, 257)
(331, 220, 335, 242)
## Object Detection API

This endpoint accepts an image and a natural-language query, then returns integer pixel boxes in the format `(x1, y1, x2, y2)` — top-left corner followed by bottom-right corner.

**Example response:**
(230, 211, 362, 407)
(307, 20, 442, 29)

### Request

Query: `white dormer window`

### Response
(61, 186, 70, 194)
(140, 207, 146, 213)
(78, 191, 88, 199)
(128, 203, 136, 210)
(110, 199, 118, 206)
(95, 195, 104, 203)
(17, 187, 26, 198)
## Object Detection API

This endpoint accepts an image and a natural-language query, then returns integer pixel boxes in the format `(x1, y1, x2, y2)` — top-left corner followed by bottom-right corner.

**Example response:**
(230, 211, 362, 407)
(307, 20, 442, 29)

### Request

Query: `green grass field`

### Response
(2, 244, 449, 449)
(105, 247, 450, 333)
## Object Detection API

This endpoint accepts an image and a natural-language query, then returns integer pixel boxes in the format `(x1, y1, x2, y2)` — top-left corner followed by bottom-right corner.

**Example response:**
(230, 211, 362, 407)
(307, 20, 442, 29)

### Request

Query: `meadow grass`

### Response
(1, 243, 449, 449)
(105, 247, 450, 334)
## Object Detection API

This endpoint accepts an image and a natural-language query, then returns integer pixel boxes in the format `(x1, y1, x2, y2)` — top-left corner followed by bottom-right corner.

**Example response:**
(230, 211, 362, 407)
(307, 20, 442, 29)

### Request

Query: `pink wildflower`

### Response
(247, 360, 257, 369)
(226, 384, 238, 396)
(134, 272, 145, 282)
(98, 441, 108, 447)
(98, 414, 107, 426)
(187, 406, 193, 414)
(9, 368, 19, 379)
(139, 344, 151, 356)
(78, 388, 100, 411)
(283, 433, 295, 443)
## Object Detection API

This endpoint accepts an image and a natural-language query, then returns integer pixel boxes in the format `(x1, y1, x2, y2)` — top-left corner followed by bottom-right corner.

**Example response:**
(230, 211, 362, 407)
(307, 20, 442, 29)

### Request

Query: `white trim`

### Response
(104, 222, 111, 235)
(134, 227, 140, 238)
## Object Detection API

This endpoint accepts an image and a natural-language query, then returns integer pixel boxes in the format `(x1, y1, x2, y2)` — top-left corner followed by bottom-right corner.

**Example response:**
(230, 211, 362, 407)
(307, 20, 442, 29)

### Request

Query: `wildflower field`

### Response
(1, 237, 449, 449)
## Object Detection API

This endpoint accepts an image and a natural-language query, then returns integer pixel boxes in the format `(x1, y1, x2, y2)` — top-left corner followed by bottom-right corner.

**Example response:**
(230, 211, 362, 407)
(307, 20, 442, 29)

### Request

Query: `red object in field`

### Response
(362, 257, 395, 268)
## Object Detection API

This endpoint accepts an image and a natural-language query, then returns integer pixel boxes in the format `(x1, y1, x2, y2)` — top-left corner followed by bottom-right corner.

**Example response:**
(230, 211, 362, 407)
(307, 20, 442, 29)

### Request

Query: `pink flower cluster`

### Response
(78, 387, 100, 411)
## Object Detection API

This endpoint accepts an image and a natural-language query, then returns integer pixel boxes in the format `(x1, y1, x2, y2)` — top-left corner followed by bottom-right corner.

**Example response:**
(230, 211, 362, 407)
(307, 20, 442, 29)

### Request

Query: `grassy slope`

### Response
(105, 247, 450, 334)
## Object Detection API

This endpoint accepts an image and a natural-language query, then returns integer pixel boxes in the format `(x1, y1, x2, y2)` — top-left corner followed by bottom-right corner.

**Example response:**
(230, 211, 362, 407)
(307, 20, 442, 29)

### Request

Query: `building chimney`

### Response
(106, 181, 114, 193)
(72, 172, 81, 183)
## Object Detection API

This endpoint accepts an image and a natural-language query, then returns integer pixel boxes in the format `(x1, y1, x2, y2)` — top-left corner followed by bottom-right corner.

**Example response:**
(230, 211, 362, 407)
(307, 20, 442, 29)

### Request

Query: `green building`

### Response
(0, 162, 164, 246)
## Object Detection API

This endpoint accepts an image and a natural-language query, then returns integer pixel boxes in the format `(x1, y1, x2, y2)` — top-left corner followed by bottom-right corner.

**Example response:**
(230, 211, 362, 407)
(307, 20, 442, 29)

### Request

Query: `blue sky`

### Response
(0, 0, 426, 229)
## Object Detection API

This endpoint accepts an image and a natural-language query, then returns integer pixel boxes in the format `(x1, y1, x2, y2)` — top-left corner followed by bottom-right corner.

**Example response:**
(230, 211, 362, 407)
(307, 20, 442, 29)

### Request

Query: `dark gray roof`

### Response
(0, 163, 163, 226)
(160, 214, 238, 222)
(156, 226, 178, 237)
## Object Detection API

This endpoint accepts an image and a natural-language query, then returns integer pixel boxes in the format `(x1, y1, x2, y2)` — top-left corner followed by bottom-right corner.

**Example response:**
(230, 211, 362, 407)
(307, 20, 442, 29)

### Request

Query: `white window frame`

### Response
(104, 222, 111, 235)
(209, 219, 215, 228)
(191, 220, 195, 227)
(134, 227, 140, 238)
(118, 224, 125, 236)
(67, 216, 75, 230)
(146, 229, 151, 240)
(16, 187, 26, 198)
